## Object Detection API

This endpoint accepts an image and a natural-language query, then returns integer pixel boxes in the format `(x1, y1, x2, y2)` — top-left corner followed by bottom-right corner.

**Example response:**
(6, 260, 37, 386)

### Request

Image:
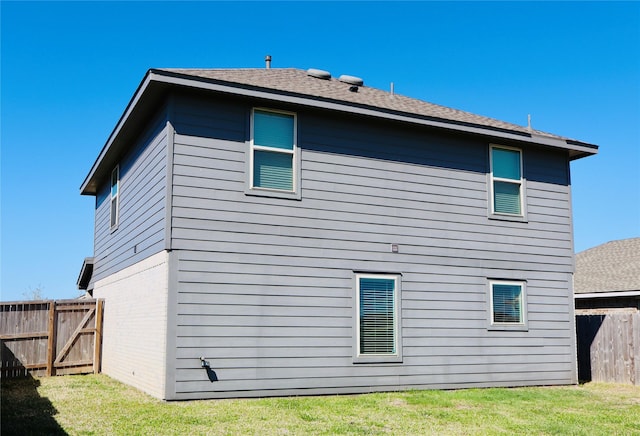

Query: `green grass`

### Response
(2, 374, 639, 435)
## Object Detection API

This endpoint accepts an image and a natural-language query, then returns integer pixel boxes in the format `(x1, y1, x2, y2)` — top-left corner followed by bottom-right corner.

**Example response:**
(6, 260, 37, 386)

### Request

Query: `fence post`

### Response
(46, 301, 56, 376)
(634, 313, 640, 385)
(93, 299, 103, 374)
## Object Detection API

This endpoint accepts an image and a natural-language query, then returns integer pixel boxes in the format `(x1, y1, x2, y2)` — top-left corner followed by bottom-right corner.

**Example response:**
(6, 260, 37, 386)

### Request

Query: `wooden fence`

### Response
(576, 311, 640, 385)
(0, 299, 103, 378)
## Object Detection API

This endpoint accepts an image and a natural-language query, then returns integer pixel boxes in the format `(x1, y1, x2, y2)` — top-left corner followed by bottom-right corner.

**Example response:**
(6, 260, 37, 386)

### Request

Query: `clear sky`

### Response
(1, 1, 639, 302)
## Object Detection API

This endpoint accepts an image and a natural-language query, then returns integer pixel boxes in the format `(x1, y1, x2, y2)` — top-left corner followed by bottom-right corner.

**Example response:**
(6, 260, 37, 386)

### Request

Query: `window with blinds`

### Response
(251, 109, 296, 192)
(356, 275, 401, 360)
(490, 146, 523, 216)
(490, 281, 526, 326)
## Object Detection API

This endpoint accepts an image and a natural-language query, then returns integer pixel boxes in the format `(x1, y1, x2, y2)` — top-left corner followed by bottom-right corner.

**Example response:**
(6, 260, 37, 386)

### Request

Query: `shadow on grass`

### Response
(1, 375, 67, 435)
(1, 346, 67, 435)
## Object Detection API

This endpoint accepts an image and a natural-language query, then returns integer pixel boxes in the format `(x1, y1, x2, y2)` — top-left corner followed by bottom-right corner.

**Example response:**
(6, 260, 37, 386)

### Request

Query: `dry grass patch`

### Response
(2, 374, 639, 435)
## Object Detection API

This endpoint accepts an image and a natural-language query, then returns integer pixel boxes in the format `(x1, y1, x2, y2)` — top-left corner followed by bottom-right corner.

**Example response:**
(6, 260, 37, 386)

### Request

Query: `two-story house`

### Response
(79, 66, 597, 400)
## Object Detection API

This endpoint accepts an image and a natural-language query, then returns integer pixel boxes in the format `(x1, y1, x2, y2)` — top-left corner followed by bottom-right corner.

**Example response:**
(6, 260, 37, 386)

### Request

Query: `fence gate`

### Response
(0, 299, 103, 378)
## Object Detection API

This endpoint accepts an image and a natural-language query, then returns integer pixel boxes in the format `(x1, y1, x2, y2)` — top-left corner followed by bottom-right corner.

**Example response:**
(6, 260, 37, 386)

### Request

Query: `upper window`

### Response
(490, 145, 524, 216)
(354, 274, 402, 363)
(110, 166, 119, 230)
(489, 280, 527, 330)
(249, 109, 298, 197)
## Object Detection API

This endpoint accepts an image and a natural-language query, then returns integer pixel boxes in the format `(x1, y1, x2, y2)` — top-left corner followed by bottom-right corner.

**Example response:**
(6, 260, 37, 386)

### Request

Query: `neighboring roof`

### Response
(81, 67, 599, 195)
(574, 238, 640, 295)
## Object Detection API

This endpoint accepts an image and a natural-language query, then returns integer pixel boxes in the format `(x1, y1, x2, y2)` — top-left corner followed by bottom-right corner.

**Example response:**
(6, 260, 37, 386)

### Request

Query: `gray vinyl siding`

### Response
(167, 92, 576, 399)
(92, 110, 169, 285)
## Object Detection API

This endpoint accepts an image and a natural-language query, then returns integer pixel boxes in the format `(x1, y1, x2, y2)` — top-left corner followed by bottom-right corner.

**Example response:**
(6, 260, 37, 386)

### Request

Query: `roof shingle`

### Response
(158, 68, 581, 143)
(574, 238, 640, 294)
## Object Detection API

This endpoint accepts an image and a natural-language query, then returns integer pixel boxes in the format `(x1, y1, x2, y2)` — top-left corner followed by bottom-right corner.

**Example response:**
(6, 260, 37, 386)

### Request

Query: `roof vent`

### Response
(338, 74, 364, 86)
(307, 68, 331, 80)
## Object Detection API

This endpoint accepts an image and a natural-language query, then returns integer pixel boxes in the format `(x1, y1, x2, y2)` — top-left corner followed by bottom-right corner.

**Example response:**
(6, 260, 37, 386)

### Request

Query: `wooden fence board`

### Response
(94, 299, 103, 375)
(0, 332, 48, 340)
(0, 299, 103, 378)
(576, 312, 639, 385)
(47, 301, 55, 376)
(634, 313, 640, 385)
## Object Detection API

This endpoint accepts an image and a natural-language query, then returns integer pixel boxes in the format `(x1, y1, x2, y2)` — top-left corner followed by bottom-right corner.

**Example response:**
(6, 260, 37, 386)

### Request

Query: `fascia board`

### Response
(80, 72, 154, 195)
(566, 140, 600, 156)
(574, 290, 640, 299)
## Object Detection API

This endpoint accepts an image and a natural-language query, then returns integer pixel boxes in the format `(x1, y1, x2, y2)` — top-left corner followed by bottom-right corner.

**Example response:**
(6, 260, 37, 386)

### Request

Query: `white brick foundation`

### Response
(93, 251, 169, 399)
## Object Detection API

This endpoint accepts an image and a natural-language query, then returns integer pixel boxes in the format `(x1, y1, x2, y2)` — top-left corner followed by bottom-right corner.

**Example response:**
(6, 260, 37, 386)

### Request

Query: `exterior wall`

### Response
(163, 91, 578, 400)
(93, 251, 169, 399)
(91, 109, 169, 286)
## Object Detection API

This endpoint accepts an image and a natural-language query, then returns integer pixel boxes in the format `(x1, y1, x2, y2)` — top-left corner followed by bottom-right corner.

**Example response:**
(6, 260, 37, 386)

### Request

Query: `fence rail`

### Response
(0, 299, 103, 378)
(576, 311, 640, 385)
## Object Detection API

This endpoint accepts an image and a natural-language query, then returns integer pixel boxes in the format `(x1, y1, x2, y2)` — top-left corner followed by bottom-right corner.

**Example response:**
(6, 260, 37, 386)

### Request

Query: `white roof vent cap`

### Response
(307, 68, 331, 80)
(338, 74, 364, 86)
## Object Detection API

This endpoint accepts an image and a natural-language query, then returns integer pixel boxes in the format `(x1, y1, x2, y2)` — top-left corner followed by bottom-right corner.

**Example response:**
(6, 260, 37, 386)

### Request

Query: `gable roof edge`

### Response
(80, 70, 155, 195)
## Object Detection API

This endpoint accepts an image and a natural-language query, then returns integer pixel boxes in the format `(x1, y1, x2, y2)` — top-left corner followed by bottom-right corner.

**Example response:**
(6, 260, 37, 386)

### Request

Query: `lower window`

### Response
(354, 273, 402, 363)
(489, 280, 528, 330)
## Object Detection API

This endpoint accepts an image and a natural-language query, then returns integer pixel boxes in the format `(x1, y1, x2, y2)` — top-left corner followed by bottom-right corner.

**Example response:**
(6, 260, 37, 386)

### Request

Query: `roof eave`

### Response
(76, 257, 95, 290)
(150, 69, 599, 154)
(565, 139, 600, 160)
(80, 69, 598, 194)
(575, 290, 640, 299)
(80, 70, 157, 195)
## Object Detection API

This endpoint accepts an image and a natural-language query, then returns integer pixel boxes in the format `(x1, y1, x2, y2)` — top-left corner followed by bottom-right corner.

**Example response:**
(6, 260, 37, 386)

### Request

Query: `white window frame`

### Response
(353, 273, 402, 363)
(489, 144, 526, 220)
(488, 280, 528, 331)
(246, 107, 301, 200)
(110, 165, 119, 231)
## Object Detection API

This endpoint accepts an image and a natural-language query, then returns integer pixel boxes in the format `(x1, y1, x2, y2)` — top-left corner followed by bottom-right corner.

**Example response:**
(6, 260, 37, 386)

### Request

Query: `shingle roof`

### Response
(574, 238, 640, 294)
(158, 68, 583, 144)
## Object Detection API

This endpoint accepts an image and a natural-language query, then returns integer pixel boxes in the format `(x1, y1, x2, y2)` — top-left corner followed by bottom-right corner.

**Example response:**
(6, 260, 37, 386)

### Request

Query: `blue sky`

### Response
(1, 1, 639, 301)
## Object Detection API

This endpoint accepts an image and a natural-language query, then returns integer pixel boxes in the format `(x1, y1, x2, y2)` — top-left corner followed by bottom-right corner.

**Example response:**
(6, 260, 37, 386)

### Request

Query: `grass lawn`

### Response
(1, 374, 639, 435)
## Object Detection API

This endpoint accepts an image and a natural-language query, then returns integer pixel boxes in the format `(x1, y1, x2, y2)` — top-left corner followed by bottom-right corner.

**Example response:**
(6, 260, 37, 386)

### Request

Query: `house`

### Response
(79, 63, 598, 400)
(574, 238, 640, 384)
(574, 238, 640, 312)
